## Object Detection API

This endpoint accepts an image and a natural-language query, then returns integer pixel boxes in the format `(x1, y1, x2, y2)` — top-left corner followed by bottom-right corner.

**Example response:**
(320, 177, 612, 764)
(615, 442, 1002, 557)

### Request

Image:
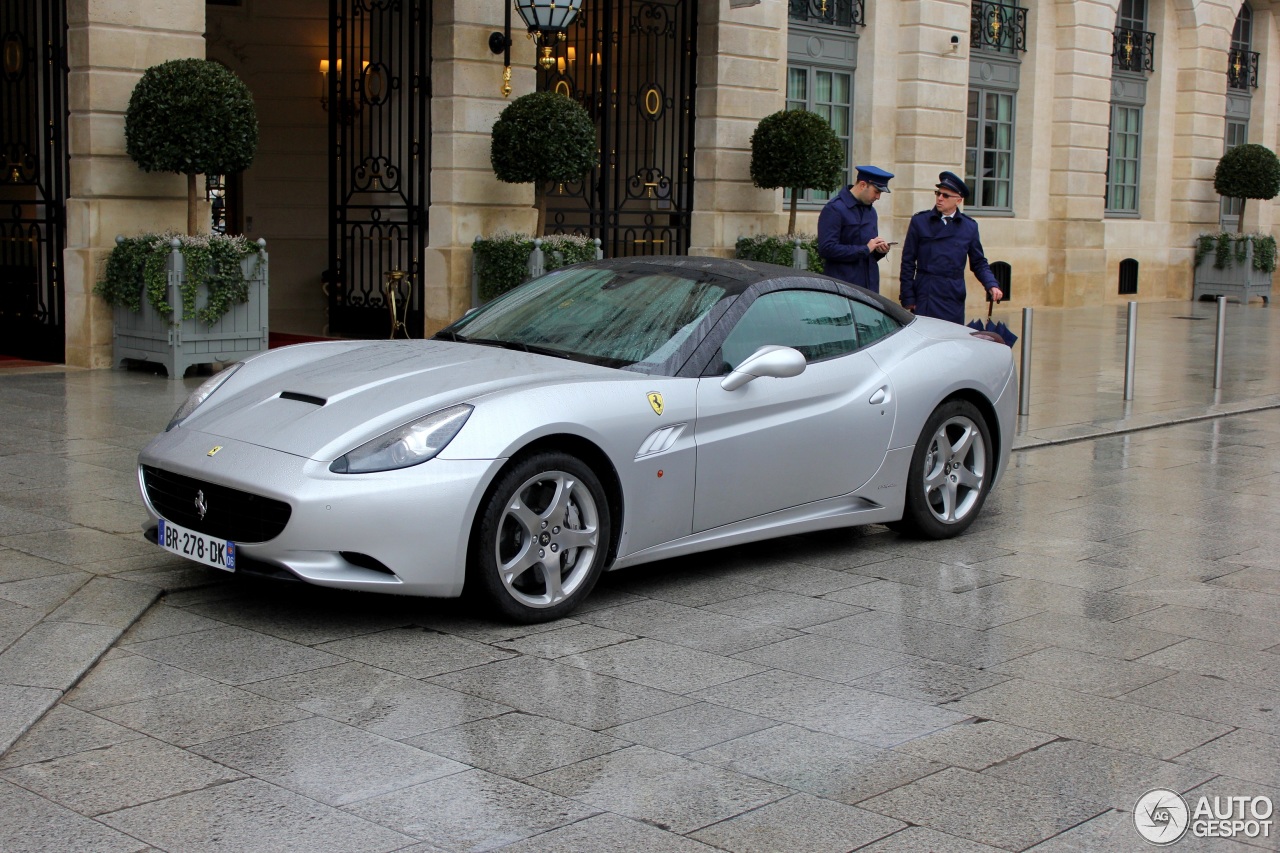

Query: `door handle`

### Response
(868, 386, 889, 405)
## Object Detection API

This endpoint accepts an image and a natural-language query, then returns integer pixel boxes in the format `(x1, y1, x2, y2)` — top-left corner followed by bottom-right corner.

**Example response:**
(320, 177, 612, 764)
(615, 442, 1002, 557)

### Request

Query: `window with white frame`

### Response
(1106, 105, 1142, 214)
(965, 1, 1024, 213)
(1106, 0, 1151, 216)
(785, 67, 853, 204)
(965, 88, 1015, 211)
(786, 2, 859, 207)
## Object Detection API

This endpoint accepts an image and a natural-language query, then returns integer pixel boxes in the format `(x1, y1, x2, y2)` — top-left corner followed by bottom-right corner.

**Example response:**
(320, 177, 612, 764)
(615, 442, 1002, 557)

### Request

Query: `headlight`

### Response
(330, 405, 473, 474)
(166, 363, 243, 431)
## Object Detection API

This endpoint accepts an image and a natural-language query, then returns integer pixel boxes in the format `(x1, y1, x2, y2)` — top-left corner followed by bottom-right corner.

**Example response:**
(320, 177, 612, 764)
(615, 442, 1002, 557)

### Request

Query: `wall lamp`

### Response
(320, 58, 368, 121)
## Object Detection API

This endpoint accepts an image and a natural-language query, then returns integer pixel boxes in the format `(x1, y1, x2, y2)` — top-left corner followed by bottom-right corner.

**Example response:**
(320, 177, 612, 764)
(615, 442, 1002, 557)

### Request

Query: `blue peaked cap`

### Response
(855, 165, 894, 192)
(936, 171, 970, 200)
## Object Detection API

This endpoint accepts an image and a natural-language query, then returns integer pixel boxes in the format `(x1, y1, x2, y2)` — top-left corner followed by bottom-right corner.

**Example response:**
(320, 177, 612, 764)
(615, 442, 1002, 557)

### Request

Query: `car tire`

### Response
(896, 399, 992, 540)
(469, 451, 612, 623)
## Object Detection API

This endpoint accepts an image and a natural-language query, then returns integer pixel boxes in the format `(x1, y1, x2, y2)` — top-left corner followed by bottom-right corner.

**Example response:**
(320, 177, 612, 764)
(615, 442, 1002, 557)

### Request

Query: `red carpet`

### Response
(0, 355, 53, 368)
(269, 332, 335, 348)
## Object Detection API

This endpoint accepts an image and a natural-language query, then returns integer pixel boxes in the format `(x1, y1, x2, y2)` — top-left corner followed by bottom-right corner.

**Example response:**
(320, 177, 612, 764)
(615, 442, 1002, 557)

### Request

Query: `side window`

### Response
(850, 299, 900, 346)
(716, 290, 859, 372)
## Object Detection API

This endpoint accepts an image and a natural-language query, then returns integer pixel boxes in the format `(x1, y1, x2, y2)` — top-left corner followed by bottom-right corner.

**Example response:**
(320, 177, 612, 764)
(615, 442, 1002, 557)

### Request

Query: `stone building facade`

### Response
(3, 0, 1273, 367)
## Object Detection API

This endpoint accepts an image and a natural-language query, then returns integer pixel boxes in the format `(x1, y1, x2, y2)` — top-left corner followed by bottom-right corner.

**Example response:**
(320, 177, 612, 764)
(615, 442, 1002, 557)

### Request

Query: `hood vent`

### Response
(279, 391, 327, 407)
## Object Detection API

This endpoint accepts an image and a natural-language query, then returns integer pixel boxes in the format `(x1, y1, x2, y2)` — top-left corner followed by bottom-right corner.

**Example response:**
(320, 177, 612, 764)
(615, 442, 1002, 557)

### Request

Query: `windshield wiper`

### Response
(457, 336, 576, 360)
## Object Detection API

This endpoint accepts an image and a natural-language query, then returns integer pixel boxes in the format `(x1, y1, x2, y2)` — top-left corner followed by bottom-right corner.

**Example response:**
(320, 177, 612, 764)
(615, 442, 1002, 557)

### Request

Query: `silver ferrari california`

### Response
(138, 257, 1016, 622)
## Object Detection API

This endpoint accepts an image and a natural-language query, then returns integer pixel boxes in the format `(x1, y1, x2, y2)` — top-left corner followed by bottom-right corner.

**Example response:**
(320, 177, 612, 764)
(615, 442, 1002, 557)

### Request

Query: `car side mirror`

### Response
(720, 345, 806, 391)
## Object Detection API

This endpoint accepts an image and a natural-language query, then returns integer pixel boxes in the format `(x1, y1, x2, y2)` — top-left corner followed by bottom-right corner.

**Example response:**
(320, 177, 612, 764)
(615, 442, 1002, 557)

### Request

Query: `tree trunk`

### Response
(1237, 197, 1247, 234)
(788, 190, 799, 235)
(187, 173, 199, 235)
(535, 191, 546, 238)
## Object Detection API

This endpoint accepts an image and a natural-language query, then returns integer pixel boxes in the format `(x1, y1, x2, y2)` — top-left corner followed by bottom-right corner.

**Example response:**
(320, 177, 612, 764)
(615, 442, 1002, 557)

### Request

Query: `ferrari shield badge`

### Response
(647, 392, 664, 416)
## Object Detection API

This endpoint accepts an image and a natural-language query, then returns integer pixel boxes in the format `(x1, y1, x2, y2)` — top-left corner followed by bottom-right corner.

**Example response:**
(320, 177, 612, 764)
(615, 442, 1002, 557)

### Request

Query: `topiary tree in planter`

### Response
(490, 91, 598, 236)
(749, 109, 843, 234)
(125, 58, 258, 235)
(1214, 143, 1280, 233)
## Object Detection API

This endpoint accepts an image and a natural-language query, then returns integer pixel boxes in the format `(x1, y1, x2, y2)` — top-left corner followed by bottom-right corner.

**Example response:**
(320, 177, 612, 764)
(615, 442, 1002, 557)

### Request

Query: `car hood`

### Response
(181, 340, 626, 459)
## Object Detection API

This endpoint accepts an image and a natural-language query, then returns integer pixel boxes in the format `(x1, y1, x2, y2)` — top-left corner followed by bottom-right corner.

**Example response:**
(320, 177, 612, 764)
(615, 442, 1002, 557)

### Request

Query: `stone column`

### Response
(423, 0, 538, 334)
(1169, 2, 1234, 295)
(884, 0, 971, 300)
(687, 1, 788, 257)
(1171, 1, 1234, 232)
(63, 0, 205, 368)
(1041, 0, 1112, 307)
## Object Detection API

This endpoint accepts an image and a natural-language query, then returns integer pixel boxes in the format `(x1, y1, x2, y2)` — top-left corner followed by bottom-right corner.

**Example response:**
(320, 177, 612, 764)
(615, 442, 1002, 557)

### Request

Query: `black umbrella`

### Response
(974, 297, 1017, 347)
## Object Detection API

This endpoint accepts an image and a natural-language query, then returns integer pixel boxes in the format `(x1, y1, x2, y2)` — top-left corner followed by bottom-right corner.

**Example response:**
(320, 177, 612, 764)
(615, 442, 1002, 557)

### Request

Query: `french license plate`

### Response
(157, 518, 236, 572)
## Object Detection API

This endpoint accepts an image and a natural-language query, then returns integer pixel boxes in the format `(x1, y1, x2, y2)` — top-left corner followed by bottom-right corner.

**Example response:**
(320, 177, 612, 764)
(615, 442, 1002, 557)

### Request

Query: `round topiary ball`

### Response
(749, 109, 843, 196)
(490, 91, 598, 186)
(125, 58, 258, 177)
(1214, 143, 1280, 202)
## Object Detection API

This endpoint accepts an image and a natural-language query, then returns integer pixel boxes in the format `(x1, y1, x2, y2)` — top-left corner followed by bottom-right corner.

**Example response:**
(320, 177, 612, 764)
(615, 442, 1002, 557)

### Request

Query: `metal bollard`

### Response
(527, 238, 545, 279)
(1123, 301, 1137, 401)
(1018, 306, 1033, 415)
(792, 238, 808, 271)
(1213, 296, 1226, 389)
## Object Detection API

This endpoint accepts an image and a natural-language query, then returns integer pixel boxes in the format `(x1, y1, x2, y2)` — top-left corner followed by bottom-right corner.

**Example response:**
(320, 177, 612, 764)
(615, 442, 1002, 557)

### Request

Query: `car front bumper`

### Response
(138, 427, 504, 597)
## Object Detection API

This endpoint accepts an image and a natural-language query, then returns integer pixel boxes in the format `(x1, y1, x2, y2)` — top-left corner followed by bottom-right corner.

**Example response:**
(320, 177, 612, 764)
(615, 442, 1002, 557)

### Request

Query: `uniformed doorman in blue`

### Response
(899, 171, 1004, 324)
(817, 166, 894, 293)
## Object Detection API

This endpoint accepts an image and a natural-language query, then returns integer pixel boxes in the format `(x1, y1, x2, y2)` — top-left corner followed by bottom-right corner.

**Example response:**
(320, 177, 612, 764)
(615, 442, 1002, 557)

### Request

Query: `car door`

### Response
(691, 288, 897, 533)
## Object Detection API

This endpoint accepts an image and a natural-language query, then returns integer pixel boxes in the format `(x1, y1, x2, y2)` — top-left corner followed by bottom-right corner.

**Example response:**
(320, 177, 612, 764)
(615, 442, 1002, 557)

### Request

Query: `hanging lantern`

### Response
(514, 0, 584, 69)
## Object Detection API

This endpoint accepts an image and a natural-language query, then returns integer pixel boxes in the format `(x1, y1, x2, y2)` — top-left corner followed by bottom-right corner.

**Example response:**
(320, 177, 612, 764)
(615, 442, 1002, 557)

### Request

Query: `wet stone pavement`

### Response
(1, 300, 1280, 852)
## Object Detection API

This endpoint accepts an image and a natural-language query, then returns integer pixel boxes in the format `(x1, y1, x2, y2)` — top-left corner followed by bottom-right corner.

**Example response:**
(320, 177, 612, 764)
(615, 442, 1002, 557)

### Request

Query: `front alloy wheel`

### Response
(471, 452, 611, 622)
(898, 400, 992, 539)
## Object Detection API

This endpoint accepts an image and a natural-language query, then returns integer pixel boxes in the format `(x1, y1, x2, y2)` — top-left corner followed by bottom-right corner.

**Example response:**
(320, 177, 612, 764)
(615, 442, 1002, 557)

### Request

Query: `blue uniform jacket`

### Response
(899, 208, 998, 324)
(817, 186, 884, 292)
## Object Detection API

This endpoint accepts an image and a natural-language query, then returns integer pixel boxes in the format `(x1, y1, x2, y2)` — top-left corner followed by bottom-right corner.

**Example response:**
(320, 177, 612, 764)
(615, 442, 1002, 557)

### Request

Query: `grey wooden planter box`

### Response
(1192, 241, 1273, 305)
(113, 237, 269, 379)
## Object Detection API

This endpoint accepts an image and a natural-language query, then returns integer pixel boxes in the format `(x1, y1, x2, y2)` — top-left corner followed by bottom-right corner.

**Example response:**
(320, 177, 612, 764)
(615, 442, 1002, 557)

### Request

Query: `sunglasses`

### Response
(934, 190, 960, 199)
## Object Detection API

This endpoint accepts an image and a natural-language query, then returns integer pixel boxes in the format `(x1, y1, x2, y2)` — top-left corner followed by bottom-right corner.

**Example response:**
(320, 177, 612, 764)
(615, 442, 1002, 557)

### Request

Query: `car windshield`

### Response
(438, 265, 731, 372)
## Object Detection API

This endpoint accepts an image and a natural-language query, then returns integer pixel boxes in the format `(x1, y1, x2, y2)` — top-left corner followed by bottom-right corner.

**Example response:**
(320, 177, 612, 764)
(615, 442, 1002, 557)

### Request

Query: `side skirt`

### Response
(610, 445, 913, 571)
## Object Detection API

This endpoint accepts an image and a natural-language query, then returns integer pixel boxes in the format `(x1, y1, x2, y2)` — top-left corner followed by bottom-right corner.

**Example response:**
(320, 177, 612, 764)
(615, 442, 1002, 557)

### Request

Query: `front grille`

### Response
(142, 465, 292, 543)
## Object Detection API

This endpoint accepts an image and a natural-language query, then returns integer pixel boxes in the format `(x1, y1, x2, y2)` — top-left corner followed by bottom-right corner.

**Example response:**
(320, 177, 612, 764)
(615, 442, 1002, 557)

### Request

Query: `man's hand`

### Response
(989, 287, 1004, 303)
(868, 237, 890, 254)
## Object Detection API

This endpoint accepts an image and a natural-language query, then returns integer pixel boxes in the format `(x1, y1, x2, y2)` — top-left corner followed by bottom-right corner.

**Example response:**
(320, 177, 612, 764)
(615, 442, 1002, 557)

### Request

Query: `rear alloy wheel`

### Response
(898, 400, 992, 539)
(470, 452, 611, 622)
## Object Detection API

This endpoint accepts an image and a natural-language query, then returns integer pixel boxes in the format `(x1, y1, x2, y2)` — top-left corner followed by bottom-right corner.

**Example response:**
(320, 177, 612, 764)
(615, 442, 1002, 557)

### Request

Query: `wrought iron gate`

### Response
(0, 0, 67, 362)
(328, 0, 429, 339)
(538, 0, 697, 257)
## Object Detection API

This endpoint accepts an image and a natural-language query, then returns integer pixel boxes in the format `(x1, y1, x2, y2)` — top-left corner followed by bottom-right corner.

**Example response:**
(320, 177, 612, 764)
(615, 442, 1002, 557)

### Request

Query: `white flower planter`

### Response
(113, 237, 269, 379)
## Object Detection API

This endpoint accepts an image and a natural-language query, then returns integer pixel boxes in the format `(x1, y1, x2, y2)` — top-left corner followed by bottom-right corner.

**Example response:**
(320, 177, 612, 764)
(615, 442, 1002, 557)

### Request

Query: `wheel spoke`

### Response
(938, 479, 959, 521)
(955, 465, 982, 490)
(542, 476, 576, 528)
(504, 496, 542, 539)
(556, 525, 597, 552)
(539, 561, 567, 604)
(499, 545, 540, 586)
(950, 423, 976, 461)
(923, 462, 948, 491)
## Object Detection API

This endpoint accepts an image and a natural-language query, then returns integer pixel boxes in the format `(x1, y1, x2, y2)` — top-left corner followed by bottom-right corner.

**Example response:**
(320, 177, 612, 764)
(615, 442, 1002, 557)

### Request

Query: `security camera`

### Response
(950, 34, 960, 44)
